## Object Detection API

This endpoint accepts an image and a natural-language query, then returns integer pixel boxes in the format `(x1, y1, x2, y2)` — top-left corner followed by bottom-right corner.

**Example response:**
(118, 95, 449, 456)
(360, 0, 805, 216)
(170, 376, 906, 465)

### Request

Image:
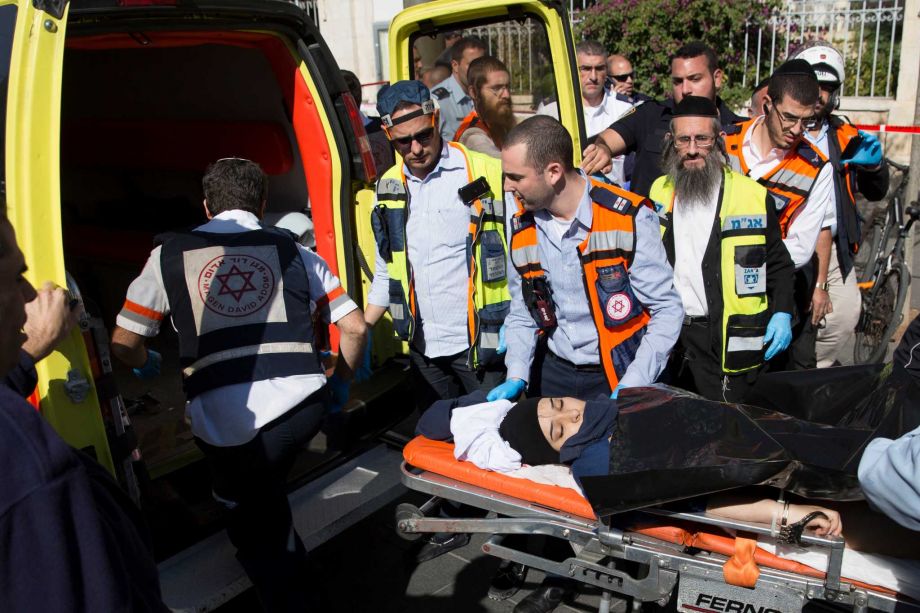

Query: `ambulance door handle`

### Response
(64, 369, 91, 403)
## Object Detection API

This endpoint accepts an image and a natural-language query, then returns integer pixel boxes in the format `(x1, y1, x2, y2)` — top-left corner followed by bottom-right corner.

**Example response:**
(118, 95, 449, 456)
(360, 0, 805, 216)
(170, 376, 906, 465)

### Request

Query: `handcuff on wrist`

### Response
(772, 498, 827, 546)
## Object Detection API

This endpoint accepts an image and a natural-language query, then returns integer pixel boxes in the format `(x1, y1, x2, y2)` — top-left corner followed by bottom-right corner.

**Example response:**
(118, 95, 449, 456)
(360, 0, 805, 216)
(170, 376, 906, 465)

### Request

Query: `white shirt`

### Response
(741, 116, 834, 269)
(538, 91, 633, 185)
(367, 144, 473, 358)
(672, 188, 720, 317)
(116, 210, 358, 446)
(450, 399, 522, 472)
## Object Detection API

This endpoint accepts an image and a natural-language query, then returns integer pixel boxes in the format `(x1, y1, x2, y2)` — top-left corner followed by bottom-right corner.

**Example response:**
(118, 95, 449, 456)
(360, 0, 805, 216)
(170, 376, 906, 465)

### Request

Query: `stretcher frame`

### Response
(398, 462, 919, 613)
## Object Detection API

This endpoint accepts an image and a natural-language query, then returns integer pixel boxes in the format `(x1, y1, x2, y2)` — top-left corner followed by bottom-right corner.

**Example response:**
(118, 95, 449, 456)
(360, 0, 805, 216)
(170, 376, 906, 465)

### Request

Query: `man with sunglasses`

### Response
(366, 80, 511, 563)
(539, 40, 633, 186)
(582, 41, 744, 197)
(792, 42, 889, 368)
(649, 96, 795, 402)
(366, 80, 510, 405)
(605, 54, 651, 105)
(722, 60, 836, 370)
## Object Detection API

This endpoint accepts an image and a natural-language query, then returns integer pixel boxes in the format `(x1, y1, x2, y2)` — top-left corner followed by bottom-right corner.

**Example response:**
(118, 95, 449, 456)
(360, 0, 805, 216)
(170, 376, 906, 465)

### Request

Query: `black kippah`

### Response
(499, 398, 560, 466)
(773, 59, 817, 80)
(672, 95, 719, 118)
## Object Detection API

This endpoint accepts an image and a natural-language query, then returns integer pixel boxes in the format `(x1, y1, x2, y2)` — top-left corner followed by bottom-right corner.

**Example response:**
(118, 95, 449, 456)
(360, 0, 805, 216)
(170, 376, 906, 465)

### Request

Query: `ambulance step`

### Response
(158, 444, 405, 612)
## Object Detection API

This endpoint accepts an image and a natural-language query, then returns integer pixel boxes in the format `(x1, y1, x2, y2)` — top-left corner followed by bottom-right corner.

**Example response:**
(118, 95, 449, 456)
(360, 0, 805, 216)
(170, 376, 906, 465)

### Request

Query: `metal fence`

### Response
(743, 0, 904, 98)
(466, 19, 549, 102)
(572, 0, 903, 98)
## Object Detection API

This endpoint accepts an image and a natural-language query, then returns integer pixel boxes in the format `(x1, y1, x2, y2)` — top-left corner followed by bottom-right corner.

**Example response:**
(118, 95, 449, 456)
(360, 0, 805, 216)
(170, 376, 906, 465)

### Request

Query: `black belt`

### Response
(546, 350, 602, 373)
(683, 315, 709, 326)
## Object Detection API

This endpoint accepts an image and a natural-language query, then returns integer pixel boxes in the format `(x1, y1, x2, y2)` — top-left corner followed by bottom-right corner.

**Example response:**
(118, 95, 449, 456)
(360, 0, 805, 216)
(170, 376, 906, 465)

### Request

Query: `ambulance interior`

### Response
(58, 31, 355, 551)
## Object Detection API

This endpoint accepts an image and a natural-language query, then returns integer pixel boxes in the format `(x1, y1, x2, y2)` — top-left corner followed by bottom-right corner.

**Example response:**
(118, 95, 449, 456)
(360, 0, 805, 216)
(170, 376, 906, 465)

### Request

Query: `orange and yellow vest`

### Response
(509, 179, 651, 390)
(724, 118, 828, 238)
(372, 142, 510, 369)
(454, 110, 493, 144)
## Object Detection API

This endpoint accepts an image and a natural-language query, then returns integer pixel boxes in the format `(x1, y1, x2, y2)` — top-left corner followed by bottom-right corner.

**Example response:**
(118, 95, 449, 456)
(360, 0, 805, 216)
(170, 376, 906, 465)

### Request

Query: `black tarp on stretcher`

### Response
(580, 363, 920, 518)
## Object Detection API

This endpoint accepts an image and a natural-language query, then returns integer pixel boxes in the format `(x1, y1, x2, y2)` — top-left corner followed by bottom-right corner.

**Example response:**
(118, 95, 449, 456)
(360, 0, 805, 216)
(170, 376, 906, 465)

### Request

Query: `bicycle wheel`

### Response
(854, 262, 910, 364)
(855, 209, 891, 284)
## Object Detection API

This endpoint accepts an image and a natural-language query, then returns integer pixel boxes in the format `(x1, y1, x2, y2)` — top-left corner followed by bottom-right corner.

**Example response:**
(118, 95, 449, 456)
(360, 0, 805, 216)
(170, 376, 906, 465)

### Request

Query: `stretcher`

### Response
(397, 437, 920, 613)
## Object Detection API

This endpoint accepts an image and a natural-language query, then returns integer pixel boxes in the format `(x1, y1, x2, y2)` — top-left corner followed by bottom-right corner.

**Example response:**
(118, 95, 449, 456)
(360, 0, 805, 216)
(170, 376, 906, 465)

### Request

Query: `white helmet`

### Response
(792, 42, 845, 87)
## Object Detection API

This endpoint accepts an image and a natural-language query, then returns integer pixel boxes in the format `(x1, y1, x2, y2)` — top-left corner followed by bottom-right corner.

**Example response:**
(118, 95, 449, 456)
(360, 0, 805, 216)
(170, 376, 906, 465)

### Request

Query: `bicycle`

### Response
(853, 158, 918, 364)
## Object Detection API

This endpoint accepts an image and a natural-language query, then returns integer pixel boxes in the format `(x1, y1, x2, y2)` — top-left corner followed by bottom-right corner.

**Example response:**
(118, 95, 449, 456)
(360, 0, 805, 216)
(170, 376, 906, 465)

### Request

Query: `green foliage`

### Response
(576, 0, 783, 109)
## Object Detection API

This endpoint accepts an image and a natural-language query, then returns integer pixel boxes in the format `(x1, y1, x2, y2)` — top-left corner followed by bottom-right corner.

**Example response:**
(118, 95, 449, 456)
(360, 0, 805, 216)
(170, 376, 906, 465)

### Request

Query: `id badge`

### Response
(735, 263, 766, 295)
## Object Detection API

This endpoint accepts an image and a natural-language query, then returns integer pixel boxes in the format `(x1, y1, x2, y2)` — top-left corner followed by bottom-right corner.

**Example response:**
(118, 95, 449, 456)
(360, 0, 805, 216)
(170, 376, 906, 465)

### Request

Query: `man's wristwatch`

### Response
(817, 281, 830, 291)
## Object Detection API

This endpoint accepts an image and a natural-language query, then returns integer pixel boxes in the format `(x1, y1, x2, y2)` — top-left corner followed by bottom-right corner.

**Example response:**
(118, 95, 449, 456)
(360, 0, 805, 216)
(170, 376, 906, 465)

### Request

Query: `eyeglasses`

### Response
(673, 134, 716, 149)
(768, 103, 818, 130)
(485, 84, 512, 96)
(390, 126, 436, 148)
(610, 72, 634, 82)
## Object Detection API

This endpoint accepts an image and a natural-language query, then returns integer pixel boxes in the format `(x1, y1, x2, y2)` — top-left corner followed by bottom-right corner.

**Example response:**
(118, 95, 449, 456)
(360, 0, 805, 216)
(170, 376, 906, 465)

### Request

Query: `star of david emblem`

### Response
(215, 265, 258, 302)
(612, 299, 625, 313)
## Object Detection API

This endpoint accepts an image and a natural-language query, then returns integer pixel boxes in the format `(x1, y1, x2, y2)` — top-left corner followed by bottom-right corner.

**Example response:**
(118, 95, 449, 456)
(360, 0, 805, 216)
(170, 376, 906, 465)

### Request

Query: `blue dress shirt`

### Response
(368, 144, 473, 358)
(432, 74, 474, 143)
(504, 173, 684, 388)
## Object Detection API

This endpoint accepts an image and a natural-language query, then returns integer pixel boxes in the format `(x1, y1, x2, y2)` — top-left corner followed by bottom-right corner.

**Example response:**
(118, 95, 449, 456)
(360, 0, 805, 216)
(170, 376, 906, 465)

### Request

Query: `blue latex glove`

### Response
(763, 312, 793, 361)
(610, 383, 625, 399)
(841, 131, 882, 167)
(487, 378, 525, 402)
(354, 337, 373, 383)
(132, 349, 161, 379)
(496, 324, 507, 355)
(326, 373, 350, 413)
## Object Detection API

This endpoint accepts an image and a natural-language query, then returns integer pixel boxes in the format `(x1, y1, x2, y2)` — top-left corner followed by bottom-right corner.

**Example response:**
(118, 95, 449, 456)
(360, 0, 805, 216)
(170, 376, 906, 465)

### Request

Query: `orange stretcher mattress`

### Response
(403, 436, 898, 596)
(403, 435, 596, 519)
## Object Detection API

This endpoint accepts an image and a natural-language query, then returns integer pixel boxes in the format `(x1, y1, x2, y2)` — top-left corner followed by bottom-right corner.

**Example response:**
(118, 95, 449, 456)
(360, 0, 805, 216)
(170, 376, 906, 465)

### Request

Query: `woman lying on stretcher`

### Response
(414, 390, 843, 539)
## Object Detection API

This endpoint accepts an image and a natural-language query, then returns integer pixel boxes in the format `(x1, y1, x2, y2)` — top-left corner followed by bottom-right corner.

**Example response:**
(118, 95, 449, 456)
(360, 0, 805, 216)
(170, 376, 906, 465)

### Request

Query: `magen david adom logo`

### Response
(198, 254, 276, 317)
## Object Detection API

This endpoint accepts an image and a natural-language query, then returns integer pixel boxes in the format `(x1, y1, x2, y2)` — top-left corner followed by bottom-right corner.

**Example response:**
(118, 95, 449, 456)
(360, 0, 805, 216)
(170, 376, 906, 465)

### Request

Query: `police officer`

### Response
(492, 114, 682, 613)
(649, 96, 795, 402)
(431, 36, 487, 142)
(792, 42, 890, 367)
(722, 60, 835, 370)
(111, 158, 368, 611)
(582, 41, 745, 197)
(365, 80, 510, 400)
(491, 115, 683, 403)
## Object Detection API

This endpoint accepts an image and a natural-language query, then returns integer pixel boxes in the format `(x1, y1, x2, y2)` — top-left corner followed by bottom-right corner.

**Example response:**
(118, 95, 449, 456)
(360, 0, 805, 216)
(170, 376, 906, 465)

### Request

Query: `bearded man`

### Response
(454, 56, 517, 157)
(649, 96, 795, 402)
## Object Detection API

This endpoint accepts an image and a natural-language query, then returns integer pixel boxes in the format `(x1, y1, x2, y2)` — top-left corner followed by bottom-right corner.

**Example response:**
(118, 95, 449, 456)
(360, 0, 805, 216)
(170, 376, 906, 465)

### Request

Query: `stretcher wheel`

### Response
(395, 503, 424, 541)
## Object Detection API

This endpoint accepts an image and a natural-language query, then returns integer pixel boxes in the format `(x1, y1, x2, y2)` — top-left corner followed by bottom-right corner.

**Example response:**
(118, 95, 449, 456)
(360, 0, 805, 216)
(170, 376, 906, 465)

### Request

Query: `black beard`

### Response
(661, 144, 724, 205)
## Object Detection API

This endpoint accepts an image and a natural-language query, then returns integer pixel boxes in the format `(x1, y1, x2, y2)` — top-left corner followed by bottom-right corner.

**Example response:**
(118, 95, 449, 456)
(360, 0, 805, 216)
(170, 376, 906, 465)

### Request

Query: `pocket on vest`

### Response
(479, 230, 506, 283)
(595, 264, 643, 328)
(476, 301, 510, 366)
(724, 311, 769, 371)
(388, 278, 411, 338)
(734, 245, 767, 297)
(610, 326, 646, 382)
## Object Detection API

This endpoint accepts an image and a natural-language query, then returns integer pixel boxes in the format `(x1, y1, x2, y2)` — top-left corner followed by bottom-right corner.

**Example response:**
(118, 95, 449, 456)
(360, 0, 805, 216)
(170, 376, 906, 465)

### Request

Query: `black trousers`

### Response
(671, 319, 761, 404)
(409, 347, 505, 405)
(529, 347, 611, 400)
(196, 388, 327, 612)
(770, 267, 818, 371)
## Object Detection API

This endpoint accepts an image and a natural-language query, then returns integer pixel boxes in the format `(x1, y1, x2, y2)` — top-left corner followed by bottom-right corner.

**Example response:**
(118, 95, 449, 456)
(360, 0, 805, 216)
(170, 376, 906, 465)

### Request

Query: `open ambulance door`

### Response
(4, 1, 119, 477)
(389, 0, 586, 156)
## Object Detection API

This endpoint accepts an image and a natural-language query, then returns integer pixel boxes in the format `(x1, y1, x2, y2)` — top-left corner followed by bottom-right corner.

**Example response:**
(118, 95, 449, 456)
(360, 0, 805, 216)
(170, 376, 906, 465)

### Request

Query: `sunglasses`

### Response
(390, 126, 436, 148)
(610, 72, 634, 82)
